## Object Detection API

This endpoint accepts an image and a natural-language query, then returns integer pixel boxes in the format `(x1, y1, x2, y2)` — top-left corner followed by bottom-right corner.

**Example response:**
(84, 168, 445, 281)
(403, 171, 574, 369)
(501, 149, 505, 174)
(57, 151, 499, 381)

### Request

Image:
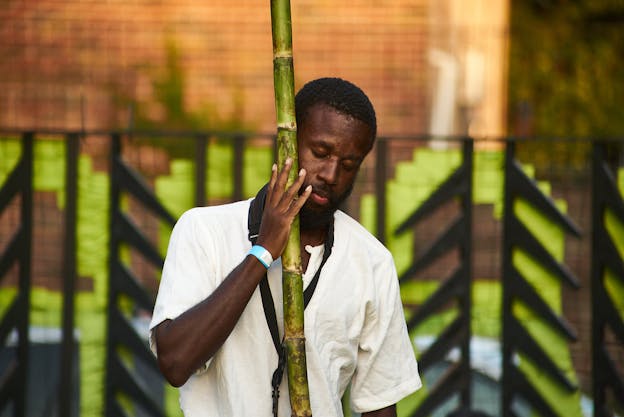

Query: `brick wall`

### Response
(0, 0, 429, 135)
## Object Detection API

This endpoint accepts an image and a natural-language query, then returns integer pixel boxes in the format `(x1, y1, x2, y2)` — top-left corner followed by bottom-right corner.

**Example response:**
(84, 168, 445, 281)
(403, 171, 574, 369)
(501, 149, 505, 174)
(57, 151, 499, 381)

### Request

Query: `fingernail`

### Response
(305, 185, 312, 192)
(286, 157, 292, 165)
(272, 163, 277, 171)
(299, 168, 305, 176)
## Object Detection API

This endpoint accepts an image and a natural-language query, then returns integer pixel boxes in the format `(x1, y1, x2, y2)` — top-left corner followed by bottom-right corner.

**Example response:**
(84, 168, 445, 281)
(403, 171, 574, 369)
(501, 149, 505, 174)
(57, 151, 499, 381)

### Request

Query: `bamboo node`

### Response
(284, 335, 306, 342)
(273, 51, 293, 59)
(277, 122, 297, 131)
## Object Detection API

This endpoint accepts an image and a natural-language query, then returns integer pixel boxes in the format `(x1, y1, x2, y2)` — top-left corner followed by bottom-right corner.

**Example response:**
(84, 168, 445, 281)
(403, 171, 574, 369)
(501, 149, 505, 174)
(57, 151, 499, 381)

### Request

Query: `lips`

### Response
(310, 191, 330, 206)
(307, 185, 331, 207)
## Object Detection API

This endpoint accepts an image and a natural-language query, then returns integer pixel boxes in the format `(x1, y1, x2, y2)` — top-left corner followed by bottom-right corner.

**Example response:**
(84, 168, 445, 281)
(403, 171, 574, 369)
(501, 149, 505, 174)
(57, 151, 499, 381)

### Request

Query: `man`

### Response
(150, 78, 421, 417)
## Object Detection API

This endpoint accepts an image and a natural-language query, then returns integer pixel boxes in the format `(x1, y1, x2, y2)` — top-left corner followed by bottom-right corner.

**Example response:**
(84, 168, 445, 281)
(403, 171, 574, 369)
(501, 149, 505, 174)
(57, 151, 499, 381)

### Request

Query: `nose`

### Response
(318, 157, 339, 185)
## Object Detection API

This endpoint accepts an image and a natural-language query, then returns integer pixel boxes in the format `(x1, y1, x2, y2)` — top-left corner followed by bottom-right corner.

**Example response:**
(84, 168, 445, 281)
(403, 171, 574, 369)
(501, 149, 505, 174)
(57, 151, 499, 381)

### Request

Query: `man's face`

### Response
(297, 104, 373, 230)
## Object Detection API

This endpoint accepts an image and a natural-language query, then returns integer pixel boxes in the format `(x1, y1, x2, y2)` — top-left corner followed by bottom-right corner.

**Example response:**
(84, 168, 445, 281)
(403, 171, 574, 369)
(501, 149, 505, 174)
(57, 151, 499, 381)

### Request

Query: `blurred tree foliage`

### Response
(508, 0, 624, 174)
(509, 0, 624, 137)
(113, 39, 253, 132)
(112, 39, 257, 156)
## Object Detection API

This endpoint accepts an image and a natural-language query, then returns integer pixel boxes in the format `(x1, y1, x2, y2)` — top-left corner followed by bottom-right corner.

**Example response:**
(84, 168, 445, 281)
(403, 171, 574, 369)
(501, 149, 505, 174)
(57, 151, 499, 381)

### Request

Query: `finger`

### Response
(266, 163, 278, 198)
(272, 158, 293, 203)
(288, 184, 312, 216)
(282, 167, 307, 203)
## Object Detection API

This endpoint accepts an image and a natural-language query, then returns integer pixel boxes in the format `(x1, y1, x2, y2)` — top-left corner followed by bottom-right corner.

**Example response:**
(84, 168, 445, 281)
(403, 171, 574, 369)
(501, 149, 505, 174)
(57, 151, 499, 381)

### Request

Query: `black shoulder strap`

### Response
(248, 184, 267, 243)
(303, 221, 333, 307)
(247, 184, 334, 417)
(247, 185, 281, 352)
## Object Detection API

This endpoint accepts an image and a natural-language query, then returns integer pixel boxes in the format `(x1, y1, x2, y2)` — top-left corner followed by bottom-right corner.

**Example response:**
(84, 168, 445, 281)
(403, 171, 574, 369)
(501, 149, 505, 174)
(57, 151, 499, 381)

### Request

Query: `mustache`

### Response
(299, 182, 354, 230)
(305, 182, 354, 209)
(308, 183, 336, 204)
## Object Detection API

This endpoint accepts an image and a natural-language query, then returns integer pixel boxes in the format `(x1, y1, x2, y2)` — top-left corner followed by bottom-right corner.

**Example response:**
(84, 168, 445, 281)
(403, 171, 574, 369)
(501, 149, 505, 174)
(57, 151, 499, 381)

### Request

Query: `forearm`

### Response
(154, 160, 309, 387)
(362, 404, 396, 417)
(154, 255, 267, 387)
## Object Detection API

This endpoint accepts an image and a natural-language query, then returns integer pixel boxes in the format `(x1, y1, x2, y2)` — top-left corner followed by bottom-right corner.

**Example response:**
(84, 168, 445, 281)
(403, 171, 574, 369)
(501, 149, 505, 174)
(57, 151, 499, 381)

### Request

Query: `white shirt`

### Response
(150, 199, 422, 417)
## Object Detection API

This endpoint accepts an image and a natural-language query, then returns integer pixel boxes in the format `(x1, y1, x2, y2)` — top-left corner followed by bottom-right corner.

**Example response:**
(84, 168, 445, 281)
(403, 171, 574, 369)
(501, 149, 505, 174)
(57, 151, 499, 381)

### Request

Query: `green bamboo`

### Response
(270, 0, 312, 416)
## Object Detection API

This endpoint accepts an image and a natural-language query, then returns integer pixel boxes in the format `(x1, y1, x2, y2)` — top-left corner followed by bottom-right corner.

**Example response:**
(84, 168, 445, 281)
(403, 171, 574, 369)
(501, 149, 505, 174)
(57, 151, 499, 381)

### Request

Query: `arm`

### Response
(362, 404, 396, 417)
(153, 159, 311, 387)
(351, 255, 422, 412)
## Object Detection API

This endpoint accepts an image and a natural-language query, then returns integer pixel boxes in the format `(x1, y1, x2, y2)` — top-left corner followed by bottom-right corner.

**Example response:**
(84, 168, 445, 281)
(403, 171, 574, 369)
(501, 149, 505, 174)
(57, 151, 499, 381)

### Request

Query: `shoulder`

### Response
(169, 200, 252, 247)
(333, 210, 393, 266)
(176, 199, 252, 230)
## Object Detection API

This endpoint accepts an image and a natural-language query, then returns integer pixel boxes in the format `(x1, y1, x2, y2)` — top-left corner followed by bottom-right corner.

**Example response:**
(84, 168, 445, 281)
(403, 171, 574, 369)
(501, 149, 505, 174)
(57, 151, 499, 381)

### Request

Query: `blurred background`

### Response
(0, 0, 623, 416)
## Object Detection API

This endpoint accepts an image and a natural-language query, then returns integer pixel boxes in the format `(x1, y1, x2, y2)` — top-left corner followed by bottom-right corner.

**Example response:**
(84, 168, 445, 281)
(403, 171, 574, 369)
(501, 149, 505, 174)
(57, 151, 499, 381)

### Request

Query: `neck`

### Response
(300, 225, 328, 248)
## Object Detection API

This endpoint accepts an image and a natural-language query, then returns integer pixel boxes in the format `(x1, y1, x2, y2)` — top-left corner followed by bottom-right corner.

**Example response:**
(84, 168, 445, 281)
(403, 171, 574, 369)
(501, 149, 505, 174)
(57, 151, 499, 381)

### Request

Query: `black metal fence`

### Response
(0, 131, 622, 417)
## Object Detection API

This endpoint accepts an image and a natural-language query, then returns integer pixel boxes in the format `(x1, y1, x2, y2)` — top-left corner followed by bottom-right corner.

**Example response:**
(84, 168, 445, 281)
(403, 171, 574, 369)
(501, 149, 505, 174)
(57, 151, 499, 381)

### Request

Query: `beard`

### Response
(299, 183, 354, 230)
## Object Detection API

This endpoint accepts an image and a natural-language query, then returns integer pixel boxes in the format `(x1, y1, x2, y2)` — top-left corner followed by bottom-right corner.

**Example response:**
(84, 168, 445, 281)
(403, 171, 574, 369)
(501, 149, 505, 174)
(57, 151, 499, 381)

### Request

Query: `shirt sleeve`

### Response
(148, 208, 217, 370)
(350, 253, 422, 413)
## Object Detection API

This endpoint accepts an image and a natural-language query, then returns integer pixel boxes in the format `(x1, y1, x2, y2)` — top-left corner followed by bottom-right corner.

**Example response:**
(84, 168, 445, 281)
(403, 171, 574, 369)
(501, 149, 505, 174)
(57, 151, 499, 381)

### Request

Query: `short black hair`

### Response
(295, 77, 377, 142)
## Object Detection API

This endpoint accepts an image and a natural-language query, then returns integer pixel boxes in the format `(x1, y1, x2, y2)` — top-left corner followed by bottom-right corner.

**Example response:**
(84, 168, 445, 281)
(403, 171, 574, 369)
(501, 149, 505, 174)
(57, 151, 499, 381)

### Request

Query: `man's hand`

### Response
(256, 157, 312, 259)
(153, 159, 311, 388)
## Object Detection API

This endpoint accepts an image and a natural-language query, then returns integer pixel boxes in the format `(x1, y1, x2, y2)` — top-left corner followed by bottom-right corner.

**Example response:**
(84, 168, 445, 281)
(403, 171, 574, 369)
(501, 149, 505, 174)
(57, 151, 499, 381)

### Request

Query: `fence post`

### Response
(233, 135, 245, 201)
(59, 133, 79, 417)
(195, 134, 207, 207)
(375, 137, 387, 244)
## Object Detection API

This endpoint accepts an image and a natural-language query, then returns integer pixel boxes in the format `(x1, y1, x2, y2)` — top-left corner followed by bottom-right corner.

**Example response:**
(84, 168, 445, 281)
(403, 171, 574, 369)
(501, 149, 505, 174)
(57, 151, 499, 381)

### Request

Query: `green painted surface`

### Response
(207, 141, 234, 198)
(156, 159, 195, 259)
(0, 288, 17, 319)
(1, 141, 622, 417)
(604, 176, 624, 321)
(473, 150, 505, 211)
(75, 155, 111, 417)
(361, 149, 461, 276)
(0, 138, 21, 183)
(374, 147, 586, 417)
(165, 384, 184, 417)
(243, 144, 273, 198)
(0, 142, 110, 416)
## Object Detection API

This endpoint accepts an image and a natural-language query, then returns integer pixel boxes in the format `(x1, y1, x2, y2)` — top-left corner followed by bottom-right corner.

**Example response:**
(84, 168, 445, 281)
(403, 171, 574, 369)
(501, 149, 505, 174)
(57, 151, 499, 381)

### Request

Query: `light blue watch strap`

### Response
(248, 245, 273, 269)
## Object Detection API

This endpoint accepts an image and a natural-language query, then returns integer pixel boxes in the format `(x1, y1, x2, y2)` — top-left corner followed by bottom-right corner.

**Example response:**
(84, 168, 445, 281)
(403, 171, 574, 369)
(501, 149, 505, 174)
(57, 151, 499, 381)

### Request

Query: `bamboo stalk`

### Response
(270, 0, 312, 416)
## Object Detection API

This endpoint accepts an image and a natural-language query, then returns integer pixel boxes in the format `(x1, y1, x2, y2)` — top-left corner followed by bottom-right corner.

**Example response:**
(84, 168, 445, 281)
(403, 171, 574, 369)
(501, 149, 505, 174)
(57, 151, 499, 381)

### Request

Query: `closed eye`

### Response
(312, 148, 330, 159)
(341, 160, 360, 171)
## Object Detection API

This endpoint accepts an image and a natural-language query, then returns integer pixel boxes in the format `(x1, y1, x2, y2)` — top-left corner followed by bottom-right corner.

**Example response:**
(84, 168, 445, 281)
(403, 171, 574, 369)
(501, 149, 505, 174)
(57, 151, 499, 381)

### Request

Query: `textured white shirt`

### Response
(150, 199, 421, 417)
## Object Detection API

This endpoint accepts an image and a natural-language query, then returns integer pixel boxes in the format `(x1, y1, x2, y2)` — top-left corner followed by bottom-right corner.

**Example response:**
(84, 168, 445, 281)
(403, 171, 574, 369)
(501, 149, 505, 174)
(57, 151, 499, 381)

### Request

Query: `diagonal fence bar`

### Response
(396, 139, 473, 417)
(591, 141, 624, 417)
(0, 132, 33, 417)
(105, 133, 176, 417)
(501, 140, 581, 417)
